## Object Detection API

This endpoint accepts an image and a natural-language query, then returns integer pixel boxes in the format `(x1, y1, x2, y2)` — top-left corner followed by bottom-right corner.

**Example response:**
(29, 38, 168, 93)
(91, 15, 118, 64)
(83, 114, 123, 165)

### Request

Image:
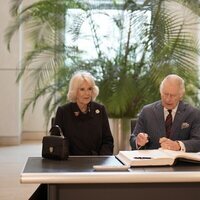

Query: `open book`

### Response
(116, 149, 200, 167)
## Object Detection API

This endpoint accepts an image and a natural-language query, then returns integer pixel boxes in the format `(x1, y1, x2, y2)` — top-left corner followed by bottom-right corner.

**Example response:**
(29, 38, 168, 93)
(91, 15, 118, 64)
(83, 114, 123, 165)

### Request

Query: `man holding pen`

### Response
(130, 74, 200, 152)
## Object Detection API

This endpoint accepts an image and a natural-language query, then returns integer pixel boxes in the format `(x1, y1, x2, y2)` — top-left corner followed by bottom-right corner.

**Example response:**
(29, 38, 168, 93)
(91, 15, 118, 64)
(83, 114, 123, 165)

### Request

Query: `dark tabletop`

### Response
(22, 156, 200, 174)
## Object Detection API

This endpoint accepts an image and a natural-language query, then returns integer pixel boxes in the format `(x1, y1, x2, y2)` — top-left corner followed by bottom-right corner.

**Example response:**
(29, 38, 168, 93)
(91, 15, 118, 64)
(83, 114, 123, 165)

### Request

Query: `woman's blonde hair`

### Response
(67, 71, 99, 102)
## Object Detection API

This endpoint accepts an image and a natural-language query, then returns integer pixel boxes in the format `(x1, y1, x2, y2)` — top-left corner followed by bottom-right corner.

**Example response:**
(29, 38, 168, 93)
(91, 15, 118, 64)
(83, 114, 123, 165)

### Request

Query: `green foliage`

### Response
(5, 0, 200, 125)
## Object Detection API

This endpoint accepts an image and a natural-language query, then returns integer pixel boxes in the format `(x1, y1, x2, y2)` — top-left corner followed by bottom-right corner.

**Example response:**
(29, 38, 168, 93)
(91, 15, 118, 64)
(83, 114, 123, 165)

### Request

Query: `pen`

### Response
(133, 157, 152, 159)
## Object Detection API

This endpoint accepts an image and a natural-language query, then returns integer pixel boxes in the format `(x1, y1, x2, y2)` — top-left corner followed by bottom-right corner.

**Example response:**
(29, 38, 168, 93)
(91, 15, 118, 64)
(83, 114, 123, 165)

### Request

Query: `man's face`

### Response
(160, 82, 182, 110)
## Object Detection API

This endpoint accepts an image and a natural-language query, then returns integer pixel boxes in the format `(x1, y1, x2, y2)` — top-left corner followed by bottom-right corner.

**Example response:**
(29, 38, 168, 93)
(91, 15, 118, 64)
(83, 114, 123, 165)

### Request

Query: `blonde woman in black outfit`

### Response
(53, 70, 114, 155)
(29, 71, 114, 199)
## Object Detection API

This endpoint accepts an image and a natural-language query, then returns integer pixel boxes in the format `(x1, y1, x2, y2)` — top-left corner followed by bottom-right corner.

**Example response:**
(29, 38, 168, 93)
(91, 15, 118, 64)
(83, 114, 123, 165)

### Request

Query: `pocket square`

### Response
(181, 122, 189, 129)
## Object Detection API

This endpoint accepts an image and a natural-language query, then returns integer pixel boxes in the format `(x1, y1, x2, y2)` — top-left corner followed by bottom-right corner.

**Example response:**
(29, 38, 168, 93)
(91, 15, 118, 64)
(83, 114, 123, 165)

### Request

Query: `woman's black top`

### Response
(53, 101, 114, 155)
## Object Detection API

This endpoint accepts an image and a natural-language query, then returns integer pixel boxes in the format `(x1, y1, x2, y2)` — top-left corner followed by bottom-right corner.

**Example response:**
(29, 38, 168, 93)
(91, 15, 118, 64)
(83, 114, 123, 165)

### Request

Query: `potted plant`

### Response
(5, 0, 200, 152)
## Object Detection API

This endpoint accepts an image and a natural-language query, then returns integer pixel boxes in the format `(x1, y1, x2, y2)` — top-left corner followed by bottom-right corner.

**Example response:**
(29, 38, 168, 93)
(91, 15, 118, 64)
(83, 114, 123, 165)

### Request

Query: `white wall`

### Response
(0, 0, 21, 144)
(21, 0, 47, 140)
(0, 0, 46, 145)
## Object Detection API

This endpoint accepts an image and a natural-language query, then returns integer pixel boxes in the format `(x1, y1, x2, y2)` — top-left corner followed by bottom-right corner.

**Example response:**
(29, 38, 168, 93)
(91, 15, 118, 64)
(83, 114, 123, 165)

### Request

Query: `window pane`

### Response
(65, 6, 151, 63)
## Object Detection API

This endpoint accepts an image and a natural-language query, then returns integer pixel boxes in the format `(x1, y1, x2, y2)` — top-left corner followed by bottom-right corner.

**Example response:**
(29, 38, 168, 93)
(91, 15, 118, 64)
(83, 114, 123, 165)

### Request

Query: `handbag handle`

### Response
(55, 125, 64, 138)
(49, 125, 64, 138)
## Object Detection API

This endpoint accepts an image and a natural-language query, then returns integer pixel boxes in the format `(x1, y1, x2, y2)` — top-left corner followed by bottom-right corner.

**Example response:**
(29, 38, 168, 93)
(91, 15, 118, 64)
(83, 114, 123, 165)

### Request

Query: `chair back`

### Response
(130, 118, 137, 133)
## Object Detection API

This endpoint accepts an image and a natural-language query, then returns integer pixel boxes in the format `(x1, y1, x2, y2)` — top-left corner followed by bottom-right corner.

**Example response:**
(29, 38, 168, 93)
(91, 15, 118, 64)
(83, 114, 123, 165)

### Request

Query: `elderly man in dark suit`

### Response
(130, 74, 200, 152)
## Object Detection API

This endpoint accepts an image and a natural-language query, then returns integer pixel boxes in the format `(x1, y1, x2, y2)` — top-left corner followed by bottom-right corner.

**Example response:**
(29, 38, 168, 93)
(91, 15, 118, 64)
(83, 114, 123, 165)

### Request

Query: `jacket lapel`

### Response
(154, 101, 166, 134)
(171, 101, 186, 138)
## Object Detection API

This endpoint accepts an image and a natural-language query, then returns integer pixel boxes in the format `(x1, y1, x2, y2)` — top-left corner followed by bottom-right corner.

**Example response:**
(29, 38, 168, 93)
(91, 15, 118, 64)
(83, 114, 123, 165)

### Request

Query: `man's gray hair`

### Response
(159, 74, 185, 96)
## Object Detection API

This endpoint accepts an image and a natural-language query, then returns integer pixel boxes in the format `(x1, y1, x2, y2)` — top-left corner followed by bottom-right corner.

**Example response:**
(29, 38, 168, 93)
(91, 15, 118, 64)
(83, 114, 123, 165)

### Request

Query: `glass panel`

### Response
(65, 6, 151, 63)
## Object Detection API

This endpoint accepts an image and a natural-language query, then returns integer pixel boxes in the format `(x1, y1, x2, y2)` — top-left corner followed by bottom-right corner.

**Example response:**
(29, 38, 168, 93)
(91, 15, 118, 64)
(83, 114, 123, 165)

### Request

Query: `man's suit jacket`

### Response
(130, 100, 200, 152)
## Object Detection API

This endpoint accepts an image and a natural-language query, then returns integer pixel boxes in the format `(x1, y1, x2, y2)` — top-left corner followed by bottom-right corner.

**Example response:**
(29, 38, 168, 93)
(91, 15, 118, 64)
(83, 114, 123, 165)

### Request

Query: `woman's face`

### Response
(76, 80, 93, 107)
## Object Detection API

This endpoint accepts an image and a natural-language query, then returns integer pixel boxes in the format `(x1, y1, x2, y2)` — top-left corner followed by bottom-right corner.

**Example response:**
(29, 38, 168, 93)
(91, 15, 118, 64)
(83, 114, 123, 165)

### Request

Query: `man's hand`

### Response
(136, 133, 149, 147)
(159, 137, 181, 151)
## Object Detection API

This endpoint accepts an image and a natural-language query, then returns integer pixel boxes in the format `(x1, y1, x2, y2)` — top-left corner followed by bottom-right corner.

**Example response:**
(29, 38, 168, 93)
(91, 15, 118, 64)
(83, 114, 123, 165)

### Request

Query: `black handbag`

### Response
(42, 125, 69, 160)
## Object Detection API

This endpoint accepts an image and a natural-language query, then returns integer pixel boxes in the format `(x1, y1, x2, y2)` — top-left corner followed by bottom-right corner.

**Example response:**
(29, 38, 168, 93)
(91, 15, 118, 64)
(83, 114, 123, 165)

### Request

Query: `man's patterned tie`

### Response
(165, 110, 172, 138)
